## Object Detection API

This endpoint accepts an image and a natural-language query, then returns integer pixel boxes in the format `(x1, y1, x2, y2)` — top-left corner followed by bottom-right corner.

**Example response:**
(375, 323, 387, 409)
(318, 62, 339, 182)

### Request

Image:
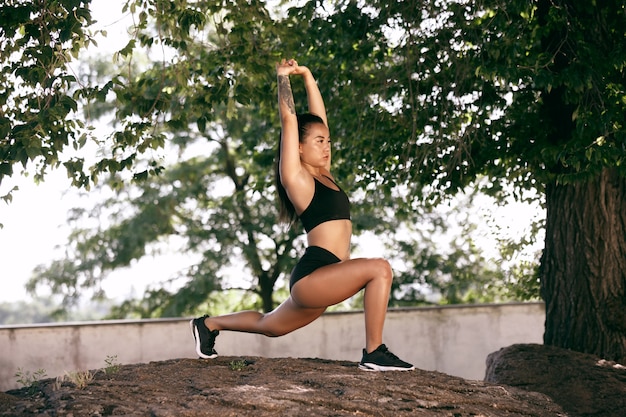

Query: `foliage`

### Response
(14, 0, 526, 318)
(0, 0, 169, 198)
(0, 293, 117, 324)
(0, 0, 95, 195)
(228, 359, 250, 371)
(103, 355, 121, 375)
(3, 0, 624, 361)
(14, 367, 47, 394)
(62, 369, 94, 389)
(351, 0, 626, 195)
(0, 298, 57, 324)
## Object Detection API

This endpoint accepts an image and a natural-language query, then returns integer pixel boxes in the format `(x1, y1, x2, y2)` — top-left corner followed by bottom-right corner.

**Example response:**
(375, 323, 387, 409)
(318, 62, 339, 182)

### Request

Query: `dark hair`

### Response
(275, 113, 326, 227)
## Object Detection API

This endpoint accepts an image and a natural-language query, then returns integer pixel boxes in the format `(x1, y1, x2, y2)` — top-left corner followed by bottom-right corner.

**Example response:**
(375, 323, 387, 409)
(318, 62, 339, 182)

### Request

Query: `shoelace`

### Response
(378, 345, 400, 360)
(203, 330, 218, 348)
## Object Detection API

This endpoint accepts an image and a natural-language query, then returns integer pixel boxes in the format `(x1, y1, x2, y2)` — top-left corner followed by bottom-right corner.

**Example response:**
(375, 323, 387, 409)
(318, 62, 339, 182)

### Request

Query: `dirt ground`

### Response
(3, 343, 625, 416)
(0, 355, 567, 417)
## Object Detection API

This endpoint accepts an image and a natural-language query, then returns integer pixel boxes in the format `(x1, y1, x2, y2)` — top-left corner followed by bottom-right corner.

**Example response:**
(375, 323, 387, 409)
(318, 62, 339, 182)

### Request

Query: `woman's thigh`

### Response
(291, 257, 391, 309)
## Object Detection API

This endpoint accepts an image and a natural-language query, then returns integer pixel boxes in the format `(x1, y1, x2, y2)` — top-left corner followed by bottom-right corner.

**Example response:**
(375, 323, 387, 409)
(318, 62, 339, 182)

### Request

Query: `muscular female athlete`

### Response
(190, 59, 414, 371)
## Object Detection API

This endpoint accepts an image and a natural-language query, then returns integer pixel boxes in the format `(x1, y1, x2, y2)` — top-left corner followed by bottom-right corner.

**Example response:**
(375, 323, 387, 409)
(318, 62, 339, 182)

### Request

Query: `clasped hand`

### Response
(276, 58, 309, 77)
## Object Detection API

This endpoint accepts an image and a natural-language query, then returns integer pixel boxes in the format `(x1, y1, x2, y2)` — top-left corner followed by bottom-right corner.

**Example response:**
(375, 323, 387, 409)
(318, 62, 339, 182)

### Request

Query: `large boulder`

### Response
(485, 343, 626, 417)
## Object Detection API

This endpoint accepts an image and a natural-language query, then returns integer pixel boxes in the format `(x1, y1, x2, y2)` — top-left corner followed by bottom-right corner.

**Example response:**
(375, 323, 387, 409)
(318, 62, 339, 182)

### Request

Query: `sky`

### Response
(0, 1, 545, 305)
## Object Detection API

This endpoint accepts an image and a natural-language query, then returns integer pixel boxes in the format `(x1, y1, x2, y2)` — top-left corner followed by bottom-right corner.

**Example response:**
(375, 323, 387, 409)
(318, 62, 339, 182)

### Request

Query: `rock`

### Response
(485, 343, 626, 417)
(0, 356, 566, 416)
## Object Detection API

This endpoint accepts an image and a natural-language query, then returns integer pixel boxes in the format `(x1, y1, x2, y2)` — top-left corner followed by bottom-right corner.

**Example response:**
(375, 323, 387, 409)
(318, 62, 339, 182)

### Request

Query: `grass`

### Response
(14, 368, 47, 394)
(103, 355, 121, 374)
(229, 359, 249, 371)
(61, 370, 95, 389)
(15, 354, 122, 393)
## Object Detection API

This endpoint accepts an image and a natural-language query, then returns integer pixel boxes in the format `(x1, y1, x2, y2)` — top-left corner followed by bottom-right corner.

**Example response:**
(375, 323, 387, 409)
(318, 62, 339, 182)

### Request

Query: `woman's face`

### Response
(299, 123, 331, 168)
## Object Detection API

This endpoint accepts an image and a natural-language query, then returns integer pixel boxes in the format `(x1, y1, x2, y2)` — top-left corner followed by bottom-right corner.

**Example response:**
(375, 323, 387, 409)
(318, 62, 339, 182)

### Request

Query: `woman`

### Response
(190, 59, 414, 371)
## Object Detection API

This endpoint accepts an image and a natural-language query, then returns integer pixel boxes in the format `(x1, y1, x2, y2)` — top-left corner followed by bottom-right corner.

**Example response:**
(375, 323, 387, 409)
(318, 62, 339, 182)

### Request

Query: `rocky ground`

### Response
(1, 344, 624, 417)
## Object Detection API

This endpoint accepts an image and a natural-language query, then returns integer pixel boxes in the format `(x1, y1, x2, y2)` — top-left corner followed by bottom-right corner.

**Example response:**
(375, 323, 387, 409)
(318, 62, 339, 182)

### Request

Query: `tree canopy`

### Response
(1, 0, 94, 198)
(2, 0, 624, 361)
(3, 1, 624, 199)
(4, 0, 518, 319)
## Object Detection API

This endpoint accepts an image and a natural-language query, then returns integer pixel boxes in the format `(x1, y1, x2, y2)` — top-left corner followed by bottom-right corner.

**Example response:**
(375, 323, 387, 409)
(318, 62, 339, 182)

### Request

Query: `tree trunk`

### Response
(259, 276, 275, 314)
(258, 265, 282, 314)
(542, 168, 626, 363)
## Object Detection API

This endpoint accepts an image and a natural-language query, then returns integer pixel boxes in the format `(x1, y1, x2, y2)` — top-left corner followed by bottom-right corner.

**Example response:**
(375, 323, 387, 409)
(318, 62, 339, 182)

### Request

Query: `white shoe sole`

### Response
(358, 363, 415, 372)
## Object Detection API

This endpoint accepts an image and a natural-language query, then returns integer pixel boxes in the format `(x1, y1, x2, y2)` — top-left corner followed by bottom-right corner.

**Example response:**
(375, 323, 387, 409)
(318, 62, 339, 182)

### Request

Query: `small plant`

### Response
(52, 375, 64, 391)
(64, 370, 94, 389)
(14, 367, 47, 393)
(229, 359, 248, 371)
(103, 355, 120, 374)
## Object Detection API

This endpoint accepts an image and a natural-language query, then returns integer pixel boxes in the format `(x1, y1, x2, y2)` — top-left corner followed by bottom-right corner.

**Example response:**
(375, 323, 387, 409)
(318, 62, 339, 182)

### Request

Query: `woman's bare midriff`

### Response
(305, 219, 352, 260)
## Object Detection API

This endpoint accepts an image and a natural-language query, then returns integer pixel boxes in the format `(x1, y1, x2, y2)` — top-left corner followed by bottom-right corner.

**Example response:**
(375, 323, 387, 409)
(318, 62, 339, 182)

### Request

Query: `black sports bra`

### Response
(299, 176, 351, 233)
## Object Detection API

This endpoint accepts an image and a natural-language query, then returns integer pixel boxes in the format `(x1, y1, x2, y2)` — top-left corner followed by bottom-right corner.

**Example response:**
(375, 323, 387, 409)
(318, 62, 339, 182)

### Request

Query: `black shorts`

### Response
(289, 246, 341, 290)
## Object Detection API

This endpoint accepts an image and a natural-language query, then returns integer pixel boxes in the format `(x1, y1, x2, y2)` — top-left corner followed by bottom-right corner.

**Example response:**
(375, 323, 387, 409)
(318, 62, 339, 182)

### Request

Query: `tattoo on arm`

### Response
(278, 75, 296, 115)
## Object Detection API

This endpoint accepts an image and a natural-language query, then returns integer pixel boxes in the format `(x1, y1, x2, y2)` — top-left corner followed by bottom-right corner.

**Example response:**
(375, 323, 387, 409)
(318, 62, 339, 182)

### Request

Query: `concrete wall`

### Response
(0, 303, 544, 391)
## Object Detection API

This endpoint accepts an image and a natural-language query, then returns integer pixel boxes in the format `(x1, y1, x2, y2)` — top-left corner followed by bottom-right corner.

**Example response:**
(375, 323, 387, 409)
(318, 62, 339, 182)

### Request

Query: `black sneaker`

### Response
(190, 315, 219, 359)
(358, 344, 415, 371)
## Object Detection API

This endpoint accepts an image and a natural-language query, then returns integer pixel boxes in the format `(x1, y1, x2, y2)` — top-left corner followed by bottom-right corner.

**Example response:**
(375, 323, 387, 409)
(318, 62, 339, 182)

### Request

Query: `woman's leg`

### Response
(204, 297, 326, 337)
(290, 257, 393, 353)
(195, 257, 412, 370)
(205, 257, 392, 353)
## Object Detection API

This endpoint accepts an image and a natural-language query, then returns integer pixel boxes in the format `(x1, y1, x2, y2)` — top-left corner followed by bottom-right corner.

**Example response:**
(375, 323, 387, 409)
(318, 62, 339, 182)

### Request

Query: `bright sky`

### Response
(0, 1, 545, 305)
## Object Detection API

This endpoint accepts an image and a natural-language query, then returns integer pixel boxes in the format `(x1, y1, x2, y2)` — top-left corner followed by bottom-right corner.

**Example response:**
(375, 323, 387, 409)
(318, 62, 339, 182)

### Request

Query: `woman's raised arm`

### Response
(298, 67, 327, 126)
(290, 62, 330, 171)
(277, 59, 303, 188)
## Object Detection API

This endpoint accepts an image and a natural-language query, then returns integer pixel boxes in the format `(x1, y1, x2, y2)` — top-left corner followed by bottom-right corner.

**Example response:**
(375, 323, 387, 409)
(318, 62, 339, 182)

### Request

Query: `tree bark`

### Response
(259, 272, 275, 314)
(542, 168, 626, 363)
